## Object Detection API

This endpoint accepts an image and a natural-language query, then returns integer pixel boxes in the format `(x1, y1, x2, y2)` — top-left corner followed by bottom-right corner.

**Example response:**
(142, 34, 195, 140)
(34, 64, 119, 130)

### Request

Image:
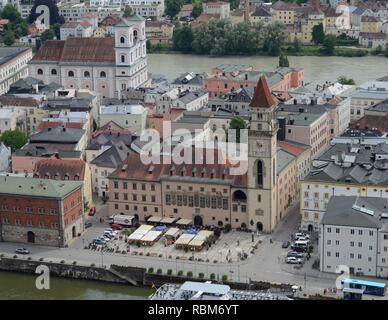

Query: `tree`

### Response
(165, 0, 184, 18)
(312, 23, 325, 44)
(322, 35, 336, 55)
(1, 4, 22, 24)
(337, 76, 355, 85)
(0, 129, 27, 151)
(123, 5, 133, 17)
(191, 2, 203, 19)
(51, 23, 61, 39)
(3, 31, 15, 46)
(40, 28, 55, 41)
(228, 116, 247, 143)
(229, 0, 240, 10)
(292, 38, 301, 53)
(278, 51, 289, 67)
(173, 25, 193, 52)
(262, 22, 286, 56)
(28, 0, 65, 25)
(371, 44, 383, 55)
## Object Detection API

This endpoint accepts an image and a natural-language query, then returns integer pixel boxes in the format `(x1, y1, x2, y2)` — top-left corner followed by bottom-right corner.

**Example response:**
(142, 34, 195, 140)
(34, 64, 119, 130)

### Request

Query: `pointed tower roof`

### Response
(249, 76, 275, 109)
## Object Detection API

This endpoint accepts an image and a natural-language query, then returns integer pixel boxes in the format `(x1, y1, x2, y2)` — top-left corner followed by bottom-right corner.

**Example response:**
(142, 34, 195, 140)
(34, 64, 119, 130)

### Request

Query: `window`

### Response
(100, 71, 106, 78)
(151, 184, 155, 191)
(257, 160, 263, 187)
(114, 193, 119, 200)
(37, 68, 43, 75)
(350, 241, 354, 247)
(114, 181, 118, 189)
(359, 230, 363, 235)
(123, 182, 128, 189)
(51, 69, 57, 75)
(327, 227, 331, 233)
(327, 251, 331, 257)
(350, 229, 354, 235)
(121, 55, 125, 63)
(68, 70, 74, 77)
(335, 228, 340, 234)
(369, 231, 373, 236)
(120, 36, 125, 43)
(350, 253, 354, 259)
(84, 71, 90, 77)
(133, 194, 137, 201)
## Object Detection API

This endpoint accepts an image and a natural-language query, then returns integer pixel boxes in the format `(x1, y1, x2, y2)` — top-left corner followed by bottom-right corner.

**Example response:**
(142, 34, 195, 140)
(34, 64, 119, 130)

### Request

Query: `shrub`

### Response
(187, 271, 193, 278)
(198, 272, 204, 279)
(177, 270, 183, 276)
(167, 269, 173, 275)
(222, 275, 228, 281)
(157, 268, 162, 274)
(210, 273, 216, 280)
(148, 267, 154, 274)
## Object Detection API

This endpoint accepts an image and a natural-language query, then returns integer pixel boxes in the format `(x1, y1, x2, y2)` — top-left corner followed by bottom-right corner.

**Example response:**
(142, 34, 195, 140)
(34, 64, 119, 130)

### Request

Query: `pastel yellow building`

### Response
(361, 16, 382, 33)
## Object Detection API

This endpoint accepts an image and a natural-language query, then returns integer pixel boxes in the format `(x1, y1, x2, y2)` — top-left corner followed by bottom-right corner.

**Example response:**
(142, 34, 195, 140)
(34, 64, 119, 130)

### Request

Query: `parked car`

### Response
(104, 231, 116, 238)
(286, 256, 302, 264)
(15, 248, 29, 254)
(282, 241, 290, 248)
(111, 224, 123, 230)
(98, 236, 109, 243)
(295, 232, 310, 240)
(84, 221, 92, 229)
(93, 239, 105, 245)
(88, 206, 96, 216)
(291, 245, 308, 253)
(287, 251, 304, 259)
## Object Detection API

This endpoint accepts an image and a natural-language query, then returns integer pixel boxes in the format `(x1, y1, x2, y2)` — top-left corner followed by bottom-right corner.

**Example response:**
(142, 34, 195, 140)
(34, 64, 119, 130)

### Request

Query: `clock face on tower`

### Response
(249, 139, 269, 157)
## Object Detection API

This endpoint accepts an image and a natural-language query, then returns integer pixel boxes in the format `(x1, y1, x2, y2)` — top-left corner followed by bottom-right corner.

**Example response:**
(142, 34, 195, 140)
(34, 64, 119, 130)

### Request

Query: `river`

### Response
(148, 54, 388, 84)
(0, 271, 153, 300)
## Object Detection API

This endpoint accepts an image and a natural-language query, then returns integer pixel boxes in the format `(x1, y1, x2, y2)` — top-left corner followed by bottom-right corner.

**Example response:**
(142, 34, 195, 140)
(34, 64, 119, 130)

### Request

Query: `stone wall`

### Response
(2, 225, 61, 247)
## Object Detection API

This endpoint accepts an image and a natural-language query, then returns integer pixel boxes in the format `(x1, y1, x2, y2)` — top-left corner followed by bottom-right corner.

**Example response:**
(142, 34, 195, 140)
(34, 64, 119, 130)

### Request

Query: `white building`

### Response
(28, 15, 148, 99)
(60, 21, 94, 40)
(300, 142, 388, 232)
(0, 107, 26, 134)
(156, 89, 209, 114)
(99, 104, 147, 134)
(0, 47, 32, 96)
(320, 196, 388, 278)
(0, 142, 11, 173)
(203, 1, 230, 19)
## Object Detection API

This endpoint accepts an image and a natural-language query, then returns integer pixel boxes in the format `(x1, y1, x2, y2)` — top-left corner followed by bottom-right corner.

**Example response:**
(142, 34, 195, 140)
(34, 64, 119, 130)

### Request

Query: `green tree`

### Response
(1, 4, 22, 23)
(322, 35, 336, 55)
(371, 45, 383, 55)
(292, 38, 301, 53)
(0, 129, 27, 151)
(337, 76, 355, 85)
(312, 23, 325, 44)
(228, 116, 246, 143)
(3, 31, 15, 46)
(123, 5, 134, 17)
(165, 0, 184, 18)
(1, 4, 28, 38)
(191, 2, 203, 19)
(173, 25, 193, 52)
(51, 23, 61, 39)
(40, 28, 55, 41)
(262, 22, 286, 56)
(229, 0, 240, 10)
(278, 51, 289, 67)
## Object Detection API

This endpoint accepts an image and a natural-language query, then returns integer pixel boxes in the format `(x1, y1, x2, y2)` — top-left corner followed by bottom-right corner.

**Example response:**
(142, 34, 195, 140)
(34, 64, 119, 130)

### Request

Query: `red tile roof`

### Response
(38, 121, 84, 131)
(0, 96, 41, 107)
(33, 159, 86, 180)
(350, 115, 388, 133)
(361, 16, 380, 22)
(31, 37, 115, 63)
(277, 140, 309, 157)
(249, 76, 275, 109)
(110, 148, 247, 187)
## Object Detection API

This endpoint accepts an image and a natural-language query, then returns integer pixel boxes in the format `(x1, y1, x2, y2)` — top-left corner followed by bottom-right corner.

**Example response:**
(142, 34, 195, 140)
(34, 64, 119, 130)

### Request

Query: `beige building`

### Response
(108, 76, 293, 232)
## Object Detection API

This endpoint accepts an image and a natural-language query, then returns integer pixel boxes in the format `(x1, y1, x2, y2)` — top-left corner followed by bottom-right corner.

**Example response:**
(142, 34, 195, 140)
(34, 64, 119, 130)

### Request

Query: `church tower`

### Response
(247, 76, 278, 232)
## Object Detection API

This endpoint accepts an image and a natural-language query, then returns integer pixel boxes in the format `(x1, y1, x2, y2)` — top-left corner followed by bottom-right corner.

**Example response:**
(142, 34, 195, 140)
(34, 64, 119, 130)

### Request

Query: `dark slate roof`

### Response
(251, 6, 271, 17)
(171, 73, 206, 86)
(0, 47, 30, 66)
(87, 132, 134, 150)
(367, 98, 388, 113)
(29, 127, 85, 144)
(227, 87, 254, 103)
(321, 196, 388, 230)
(90, 142, 131, 168)
(13, 149, 81, 158)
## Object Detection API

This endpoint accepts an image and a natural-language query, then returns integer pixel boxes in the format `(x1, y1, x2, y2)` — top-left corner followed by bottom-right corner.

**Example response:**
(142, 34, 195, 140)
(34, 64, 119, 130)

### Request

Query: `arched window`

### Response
(100, 71, 106, 78)
(51, 69, 57, 75)
(120, 36, 125, 44)
(68, 70, 74, 77)
(84, 71, 90, 78)
(257, 160, 263, 188)
(133, 30, 138, 41)
(121, 55, 125, 63)
(37, 69, 43, 75)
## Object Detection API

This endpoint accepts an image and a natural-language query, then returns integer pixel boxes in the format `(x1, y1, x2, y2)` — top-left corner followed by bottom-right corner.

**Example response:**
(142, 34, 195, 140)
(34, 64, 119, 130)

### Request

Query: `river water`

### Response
(0, 271, 153, 300)
(148, 54, 388, 84)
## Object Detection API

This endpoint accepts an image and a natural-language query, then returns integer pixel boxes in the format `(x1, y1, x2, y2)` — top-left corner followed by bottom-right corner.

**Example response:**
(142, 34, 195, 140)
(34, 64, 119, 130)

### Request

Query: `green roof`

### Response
(0, 176, 82, 199)
(277, 149, 296, 174)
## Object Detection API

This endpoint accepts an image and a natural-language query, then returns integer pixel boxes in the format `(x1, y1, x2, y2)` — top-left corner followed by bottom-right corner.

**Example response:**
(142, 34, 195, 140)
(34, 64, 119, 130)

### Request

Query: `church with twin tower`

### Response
(28, 14, 148, 99)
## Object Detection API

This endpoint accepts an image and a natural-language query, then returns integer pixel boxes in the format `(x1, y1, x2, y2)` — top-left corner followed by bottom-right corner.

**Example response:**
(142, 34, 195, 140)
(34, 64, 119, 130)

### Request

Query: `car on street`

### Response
(15, 248, 29, 254)
(105, 230, 118, 236)
(282, 241, 290, 248)
(93, 239, 106, 245)
(287, 251, 304, 259)
(103, 231, 115, 238)
(98, 236, 109, 243)
(84, 221, 92, 228)
(88, 206, 96, 216)
(295, 233, 310, 240)
(111, 224, 123, 230)
(286, 256, 302, 264)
